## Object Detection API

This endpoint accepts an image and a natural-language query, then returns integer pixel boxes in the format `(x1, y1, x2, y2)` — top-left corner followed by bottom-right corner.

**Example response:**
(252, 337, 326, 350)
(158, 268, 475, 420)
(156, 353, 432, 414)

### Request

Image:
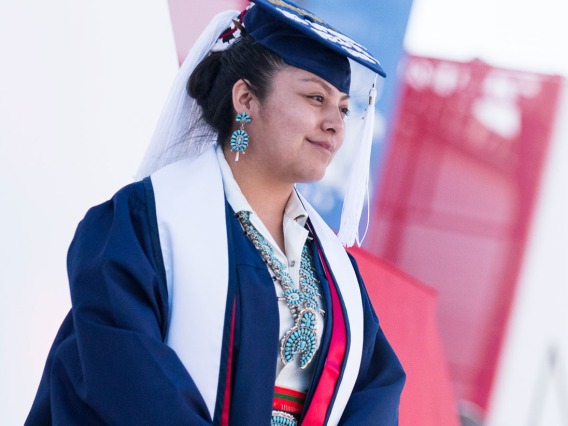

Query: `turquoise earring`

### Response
(230, 112, 251, 161)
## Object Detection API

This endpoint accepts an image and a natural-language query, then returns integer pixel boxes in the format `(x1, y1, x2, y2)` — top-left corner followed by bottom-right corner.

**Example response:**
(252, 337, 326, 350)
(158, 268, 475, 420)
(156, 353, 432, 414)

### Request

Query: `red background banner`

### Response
(367, 56, 563, 412)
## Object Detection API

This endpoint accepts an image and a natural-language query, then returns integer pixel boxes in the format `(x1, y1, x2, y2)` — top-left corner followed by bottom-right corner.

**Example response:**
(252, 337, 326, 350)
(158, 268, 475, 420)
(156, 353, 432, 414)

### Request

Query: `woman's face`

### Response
(240, 66, 349, 184)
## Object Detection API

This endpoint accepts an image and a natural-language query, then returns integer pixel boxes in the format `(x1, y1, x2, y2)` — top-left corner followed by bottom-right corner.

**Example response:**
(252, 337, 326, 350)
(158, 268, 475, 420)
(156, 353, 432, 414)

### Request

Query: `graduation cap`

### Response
(244, 0, 386, 77)
(241, 0, 386, 94)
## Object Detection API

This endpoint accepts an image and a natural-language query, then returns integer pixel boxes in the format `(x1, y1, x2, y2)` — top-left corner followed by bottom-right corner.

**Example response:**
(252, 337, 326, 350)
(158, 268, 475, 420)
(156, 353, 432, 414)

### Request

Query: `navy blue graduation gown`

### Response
(26, 179, 405, 425)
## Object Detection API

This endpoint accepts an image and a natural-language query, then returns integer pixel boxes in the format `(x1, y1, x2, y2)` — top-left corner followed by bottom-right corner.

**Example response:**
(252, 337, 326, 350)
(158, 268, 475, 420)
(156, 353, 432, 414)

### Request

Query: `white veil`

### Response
(135, 10, 239, 180)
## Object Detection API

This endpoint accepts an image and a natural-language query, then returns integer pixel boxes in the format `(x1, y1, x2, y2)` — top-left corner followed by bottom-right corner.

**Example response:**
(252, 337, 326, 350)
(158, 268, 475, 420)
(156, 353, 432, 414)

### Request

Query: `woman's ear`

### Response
(232, 79, 256, 114)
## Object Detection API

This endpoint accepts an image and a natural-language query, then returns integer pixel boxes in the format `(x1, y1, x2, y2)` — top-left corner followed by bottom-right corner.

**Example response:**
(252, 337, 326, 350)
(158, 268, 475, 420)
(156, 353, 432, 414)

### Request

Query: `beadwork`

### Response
(235, 111, 251, 123)
(271, 410, 298, 426)
(281, 310, 318, 368)
(236, 211, 324, 369)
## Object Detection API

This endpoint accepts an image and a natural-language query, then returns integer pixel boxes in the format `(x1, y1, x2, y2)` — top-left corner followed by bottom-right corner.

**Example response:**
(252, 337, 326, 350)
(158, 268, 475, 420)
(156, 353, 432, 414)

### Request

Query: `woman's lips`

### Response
(308, 139, 333, 153)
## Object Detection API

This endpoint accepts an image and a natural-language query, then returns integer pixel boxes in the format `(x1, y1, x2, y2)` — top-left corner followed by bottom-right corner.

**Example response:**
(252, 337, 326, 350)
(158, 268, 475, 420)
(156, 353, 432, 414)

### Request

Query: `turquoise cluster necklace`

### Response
(236, 211, 325, 369)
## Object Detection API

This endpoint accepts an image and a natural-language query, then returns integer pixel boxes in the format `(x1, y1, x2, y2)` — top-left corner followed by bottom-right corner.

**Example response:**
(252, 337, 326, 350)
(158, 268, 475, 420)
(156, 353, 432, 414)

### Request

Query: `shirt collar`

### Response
(285, 189, 308, 227)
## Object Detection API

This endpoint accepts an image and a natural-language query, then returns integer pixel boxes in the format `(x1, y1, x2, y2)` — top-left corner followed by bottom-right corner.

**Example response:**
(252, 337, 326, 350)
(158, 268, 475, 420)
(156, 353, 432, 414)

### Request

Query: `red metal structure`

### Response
(367, 55, 563, 413)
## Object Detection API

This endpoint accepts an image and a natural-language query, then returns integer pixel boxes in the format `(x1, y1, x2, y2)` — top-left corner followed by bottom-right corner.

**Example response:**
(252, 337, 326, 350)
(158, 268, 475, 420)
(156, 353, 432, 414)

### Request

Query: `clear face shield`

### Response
(300, 61, 380, 246)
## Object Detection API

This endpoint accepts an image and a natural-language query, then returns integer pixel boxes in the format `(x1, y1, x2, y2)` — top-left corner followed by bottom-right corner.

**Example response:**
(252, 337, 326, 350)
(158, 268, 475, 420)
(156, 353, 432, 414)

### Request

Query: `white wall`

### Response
(486, 83, 568, 426)
(0, 1, 177, 424)
(405, 0, 568, 77)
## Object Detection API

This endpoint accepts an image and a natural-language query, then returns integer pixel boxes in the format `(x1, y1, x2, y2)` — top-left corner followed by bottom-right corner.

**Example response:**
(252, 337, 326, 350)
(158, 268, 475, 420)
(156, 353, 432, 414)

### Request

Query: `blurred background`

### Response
(1, 0, 567, 424)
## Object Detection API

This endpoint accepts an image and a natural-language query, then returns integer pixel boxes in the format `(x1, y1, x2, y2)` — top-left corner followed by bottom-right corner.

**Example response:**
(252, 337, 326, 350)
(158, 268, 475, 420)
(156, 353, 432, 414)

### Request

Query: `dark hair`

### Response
(187, 35, 286, 143)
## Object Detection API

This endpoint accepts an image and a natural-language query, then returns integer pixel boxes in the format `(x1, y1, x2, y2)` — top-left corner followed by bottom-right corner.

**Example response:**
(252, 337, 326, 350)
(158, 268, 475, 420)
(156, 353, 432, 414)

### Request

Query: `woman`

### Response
(27, 1, 405, 424)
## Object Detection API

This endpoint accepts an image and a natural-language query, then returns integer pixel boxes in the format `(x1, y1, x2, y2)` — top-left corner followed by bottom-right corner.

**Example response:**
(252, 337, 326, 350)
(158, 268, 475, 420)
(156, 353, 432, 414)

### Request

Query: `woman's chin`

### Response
(295, 168, 327, 184)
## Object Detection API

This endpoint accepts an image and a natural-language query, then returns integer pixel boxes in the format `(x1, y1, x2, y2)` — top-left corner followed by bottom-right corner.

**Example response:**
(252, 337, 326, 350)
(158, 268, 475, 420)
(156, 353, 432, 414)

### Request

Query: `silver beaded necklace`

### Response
(236, 211, 325, 369)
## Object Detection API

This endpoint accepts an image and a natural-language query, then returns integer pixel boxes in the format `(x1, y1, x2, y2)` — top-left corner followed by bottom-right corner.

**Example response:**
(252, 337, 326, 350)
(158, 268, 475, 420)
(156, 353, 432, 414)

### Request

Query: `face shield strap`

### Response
(337, 73, 378, 247)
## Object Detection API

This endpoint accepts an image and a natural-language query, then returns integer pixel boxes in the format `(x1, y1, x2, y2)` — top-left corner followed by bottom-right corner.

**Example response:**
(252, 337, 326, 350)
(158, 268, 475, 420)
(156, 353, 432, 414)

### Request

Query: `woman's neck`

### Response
(224, 146, 293, 253)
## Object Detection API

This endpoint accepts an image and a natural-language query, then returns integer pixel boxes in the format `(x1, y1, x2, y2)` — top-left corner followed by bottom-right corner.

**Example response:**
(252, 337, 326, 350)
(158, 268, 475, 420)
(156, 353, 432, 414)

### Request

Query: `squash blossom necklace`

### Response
(236, 211, 325, 368)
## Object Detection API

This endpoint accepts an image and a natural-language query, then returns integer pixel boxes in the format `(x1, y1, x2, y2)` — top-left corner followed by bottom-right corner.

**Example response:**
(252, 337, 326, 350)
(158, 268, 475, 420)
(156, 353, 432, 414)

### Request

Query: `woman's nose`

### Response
(322, 106, 345, 135)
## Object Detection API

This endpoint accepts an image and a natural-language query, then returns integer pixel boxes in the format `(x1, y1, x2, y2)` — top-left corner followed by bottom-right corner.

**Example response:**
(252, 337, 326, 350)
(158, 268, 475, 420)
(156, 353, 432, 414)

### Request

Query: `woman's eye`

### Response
(309, 95, 324, 103)
(340, 107, 350, 117)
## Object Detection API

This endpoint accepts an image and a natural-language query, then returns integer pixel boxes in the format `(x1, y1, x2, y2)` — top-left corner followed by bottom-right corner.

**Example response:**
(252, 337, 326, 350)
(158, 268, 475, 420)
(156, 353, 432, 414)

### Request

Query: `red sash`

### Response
(301, 238, 348, 424)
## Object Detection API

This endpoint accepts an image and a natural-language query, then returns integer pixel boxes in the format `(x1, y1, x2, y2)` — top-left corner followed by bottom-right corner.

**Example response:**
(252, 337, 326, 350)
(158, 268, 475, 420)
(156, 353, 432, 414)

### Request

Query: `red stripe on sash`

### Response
(221, 298, 237, 426)
(273, 386, 306, 415)
(274, 386, 306, 400)
(302, 241, 348, 424)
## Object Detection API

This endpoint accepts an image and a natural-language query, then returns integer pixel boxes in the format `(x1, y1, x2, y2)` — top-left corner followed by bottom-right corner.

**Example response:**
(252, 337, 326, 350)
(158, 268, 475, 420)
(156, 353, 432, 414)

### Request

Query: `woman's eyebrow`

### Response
(299, 77, 350, 100)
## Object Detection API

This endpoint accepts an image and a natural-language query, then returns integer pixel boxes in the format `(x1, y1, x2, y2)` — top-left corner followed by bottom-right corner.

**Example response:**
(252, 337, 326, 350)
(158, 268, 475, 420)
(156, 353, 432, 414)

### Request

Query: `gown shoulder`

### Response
(26, 179, 213, 425)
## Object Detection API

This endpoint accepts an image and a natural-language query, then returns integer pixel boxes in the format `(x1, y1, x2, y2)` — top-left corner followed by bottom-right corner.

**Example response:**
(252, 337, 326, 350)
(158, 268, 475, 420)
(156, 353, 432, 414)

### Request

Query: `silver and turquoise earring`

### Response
(230, 112, 251, 161)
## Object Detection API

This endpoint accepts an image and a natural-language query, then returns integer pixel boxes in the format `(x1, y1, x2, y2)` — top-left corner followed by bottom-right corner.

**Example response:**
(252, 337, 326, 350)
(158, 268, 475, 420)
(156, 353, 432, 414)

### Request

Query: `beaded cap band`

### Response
(211, 8, 249, 52)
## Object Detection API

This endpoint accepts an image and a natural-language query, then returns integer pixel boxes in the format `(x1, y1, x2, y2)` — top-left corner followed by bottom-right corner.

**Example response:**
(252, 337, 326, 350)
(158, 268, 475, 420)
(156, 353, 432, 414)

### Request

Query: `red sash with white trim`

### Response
(301, 232, 348, 424)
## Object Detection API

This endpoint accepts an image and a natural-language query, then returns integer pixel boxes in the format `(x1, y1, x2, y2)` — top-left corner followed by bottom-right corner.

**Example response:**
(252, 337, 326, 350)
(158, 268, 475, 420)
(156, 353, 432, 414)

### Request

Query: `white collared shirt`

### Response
(216, 145, 325, 393)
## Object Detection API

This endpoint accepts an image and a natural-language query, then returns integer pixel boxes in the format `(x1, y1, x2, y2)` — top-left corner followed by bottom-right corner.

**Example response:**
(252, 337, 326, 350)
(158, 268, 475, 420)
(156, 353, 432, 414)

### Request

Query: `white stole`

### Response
(151, 146, 363, 424)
